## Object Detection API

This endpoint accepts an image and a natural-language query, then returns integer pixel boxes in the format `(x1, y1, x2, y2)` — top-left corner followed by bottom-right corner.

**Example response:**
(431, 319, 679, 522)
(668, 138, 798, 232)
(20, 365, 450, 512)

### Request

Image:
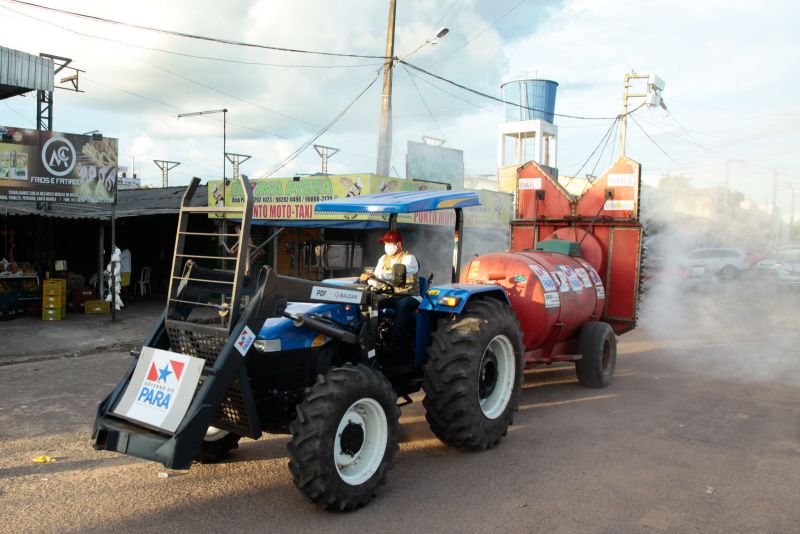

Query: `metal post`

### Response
(618, 73, 630, 157)
(453, 208, 463, 283)
(790, 185, 798, 242)
(376, 0, 397, 177)
(110, 178, 117, 323)
(98, 224, 104, 299)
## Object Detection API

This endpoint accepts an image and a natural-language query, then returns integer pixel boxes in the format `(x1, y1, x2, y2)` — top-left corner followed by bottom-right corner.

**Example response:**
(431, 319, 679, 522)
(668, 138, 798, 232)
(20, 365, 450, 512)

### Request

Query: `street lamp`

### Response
(177, 108, 228, 186)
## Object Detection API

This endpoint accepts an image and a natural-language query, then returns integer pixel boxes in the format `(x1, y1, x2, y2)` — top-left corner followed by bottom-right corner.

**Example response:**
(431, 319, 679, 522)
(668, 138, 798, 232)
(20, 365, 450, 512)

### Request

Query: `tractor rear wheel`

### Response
(423, 297, 524, 451)
(575, 321, 617, 388)
(288, 363, 400, 511)
(194, 427, 241, 463)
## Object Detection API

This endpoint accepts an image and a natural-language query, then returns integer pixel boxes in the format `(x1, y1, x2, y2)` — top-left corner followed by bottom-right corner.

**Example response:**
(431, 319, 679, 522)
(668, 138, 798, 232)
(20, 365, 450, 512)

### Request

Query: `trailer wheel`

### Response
(423, 297, 524, 451)
(288, 363, 400, 511)
(575, 321, 617, 388)
(194, 427, 241, 463)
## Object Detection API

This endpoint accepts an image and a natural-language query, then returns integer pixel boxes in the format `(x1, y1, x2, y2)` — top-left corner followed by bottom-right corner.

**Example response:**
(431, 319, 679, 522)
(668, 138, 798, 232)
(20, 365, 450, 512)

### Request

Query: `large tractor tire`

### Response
(422, 297, 524, 451)
(288, 363, 400, 511)
(575, 321, 617, 388)
(195, 427, 241, 463)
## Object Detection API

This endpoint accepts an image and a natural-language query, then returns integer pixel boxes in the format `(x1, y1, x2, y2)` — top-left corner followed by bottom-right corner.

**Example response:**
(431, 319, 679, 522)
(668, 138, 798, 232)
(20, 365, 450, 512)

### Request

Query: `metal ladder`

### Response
(163, 175, 258, 437)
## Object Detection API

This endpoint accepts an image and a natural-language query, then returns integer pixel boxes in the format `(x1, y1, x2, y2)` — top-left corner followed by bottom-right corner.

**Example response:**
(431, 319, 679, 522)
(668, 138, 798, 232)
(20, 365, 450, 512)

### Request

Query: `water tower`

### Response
(497, 78, 558, 170)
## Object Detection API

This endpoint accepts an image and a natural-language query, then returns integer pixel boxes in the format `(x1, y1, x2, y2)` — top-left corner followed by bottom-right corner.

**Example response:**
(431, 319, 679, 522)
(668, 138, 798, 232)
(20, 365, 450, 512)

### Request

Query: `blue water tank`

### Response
(501, 79, 558, 123)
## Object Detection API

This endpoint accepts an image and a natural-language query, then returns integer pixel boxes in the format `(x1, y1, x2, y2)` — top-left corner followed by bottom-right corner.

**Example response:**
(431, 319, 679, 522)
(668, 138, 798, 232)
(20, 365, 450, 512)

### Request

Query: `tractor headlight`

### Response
(254, 339, 281, 352)
(437, 296, 461, 307)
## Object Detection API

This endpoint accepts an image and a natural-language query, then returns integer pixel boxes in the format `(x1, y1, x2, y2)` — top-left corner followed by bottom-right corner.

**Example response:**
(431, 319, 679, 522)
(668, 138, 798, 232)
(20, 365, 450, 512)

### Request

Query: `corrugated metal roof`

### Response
(0, 46, 54, 99)
(0, 185, 208, 220)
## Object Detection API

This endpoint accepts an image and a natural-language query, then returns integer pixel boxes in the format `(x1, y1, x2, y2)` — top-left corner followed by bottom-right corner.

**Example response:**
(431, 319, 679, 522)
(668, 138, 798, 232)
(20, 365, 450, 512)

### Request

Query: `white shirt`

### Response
(373, 252, 419, 281)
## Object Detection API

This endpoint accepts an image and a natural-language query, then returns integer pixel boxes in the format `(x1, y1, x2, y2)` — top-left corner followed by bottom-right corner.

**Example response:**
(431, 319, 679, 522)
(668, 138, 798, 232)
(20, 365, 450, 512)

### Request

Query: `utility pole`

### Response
(376, 0, 397, 177)
(314, 145, 339, 174)
(771, 170, 779, 216)
(790, 184, 799, 242)
(154, 160, 180, 187)
(618, 71, 666, 157)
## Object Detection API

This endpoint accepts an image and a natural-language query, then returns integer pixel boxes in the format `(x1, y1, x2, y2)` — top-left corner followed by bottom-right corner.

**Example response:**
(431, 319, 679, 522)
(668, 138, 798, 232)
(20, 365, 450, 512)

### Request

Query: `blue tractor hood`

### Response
(315, 190, 480, 214)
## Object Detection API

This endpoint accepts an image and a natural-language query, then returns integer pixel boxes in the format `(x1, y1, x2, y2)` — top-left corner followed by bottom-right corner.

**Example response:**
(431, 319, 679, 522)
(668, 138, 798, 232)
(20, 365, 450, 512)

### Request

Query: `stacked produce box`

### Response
(41, 279, 67, 321)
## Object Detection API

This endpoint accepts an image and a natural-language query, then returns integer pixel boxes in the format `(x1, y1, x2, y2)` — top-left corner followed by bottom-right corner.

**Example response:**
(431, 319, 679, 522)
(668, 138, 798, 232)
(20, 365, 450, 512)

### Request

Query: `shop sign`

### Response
(0, 126, 118, 203)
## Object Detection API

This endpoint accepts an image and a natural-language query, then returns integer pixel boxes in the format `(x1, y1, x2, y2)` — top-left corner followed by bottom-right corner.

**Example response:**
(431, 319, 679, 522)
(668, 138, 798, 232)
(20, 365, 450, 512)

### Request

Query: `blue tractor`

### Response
(93, 176, 524, 511)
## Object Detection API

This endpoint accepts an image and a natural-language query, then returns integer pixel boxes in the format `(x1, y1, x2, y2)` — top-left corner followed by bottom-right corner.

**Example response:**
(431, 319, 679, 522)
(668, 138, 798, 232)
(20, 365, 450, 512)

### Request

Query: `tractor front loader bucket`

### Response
(92, 175, 263, 470)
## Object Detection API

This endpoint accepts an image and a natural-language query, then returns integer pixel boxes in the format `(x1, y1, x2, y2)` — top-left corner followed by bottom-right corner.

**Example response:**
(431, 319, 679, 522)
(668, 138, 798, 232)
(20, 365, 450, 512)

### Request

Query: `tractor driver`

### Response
(360, 229, 420, 348)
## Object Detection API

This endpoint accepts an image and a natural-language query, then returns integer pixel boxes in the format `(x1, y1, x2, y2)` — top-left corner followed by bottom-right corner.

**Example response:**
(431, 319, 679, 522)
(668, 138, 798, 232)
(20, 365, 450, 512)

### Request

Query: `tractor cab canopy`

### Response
(315, 190, 479, 214)
(316, 190, 480, 283)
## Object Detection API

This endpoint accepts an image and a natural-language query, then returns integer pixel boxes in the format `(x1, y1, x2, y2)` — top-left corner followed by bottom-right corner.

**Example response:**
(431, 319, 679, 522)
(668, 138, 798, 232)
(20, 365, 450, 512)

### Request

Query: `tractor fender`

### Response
(414, 284, 510, 368)
(418, 283, 509, 314)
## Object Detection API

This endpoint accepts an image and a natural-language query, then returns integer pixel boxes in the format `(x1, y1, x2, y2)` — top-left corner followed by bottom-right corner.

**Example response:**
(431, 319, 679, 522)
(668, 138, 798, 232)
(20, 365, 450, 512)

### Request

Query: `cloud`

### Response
(0, 0, 796, 210)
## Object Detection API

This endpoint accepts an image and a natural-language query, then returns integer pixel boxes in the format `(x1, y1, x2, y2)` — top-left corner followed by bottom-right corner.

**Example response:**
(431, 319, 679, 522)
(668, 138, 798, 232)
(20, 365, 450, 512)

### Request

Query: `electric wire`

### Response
(401, 60, 640, 120)
(403, 67, 503, 116)
(2, 0, 389, 60)
(0, 4, 379, 151)
(2, 101, 36, 127)
(258, 68, 383, 179)
(430, 0, 528, 66)
(630, 114, 682, 167)
(0, 3, 380, 70)
(565, 118, 619, 188)
(401, 65, 446, 140)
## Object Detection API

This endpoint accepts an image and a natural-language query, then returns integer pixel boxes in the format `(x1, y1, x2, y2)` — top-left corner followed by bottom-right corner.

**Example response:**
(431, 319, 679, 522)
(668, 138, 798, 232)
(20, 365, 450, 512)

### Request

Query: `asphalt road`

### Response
(1, 279, 798, 533)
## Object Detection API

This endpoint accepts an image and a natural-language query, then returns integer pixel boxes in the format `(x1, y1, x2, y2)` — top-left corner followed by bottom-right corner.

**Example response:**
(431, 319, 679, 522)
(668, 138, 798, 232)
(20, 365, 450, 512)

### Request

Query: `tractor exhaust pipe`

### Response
(283, 312, 360, 345)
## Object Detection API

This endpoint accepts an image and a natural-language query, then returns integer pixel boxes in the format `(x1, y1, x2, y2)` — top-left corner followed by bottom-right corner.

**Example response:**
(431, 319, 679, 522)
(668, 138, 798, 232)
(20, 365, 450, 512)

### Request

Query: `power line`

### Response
(401, 60, 637, 120)
(431, 0, 528, 66)
(630, 114, 683, 167)
(2, 100, 35, 127)
(401, 66, 446, 140)
(2, 0, 389, 60)
(259, 68, 383, 179)
(0, 3, 381, 70)
(403, 67, 503, 116)
(565, 118, 619, 188)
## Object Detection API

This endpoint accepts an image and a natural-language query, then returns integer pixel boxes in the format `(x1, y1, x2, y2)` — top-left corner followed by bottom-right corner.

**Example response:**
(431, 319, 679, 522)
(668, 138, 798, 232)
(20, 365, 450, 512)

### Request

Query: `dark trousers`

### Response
(386, 296, 420, 346)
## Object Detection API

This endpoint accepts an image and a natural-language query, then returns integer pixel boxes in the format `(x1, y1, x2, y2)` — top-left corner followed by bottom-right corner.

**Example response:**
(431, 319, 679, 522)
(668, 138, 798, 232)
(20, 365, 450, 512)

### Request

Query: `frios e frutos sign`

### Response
(113, 347, 204, 433)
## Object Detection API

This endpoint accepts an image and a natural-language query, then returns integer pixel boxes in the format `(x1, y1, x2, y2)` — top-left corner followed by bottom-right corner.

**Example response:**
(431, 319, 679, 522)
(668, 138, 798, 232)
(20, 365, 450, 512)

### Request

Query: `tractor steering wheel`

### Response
(365, 273, 396, 294)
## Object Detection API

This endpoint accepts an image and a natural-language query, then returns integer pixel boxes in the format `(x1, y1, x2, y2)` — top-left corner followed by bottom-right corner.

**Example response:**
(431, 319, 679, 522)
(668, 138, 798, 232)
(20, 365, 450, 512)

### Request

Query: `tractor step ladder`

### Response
(163, 176, 258, 437)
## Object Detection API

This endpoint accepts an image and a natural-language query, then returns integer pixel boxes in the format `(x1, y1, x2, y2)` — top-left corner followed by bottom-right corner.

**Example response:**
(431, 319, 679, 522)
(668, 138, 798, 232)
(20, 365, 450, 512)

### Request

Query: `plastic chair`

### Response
(137, 266, 152, 296)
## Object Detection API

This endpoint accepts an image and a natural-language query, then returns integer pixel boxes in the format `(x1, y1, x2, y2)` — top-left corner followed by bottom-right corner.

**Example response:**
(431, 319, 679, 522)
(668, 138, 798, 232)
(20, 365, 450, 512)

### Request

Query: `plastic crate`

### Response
(43, 278, 67, 297)
(84, 300, 111, 314)
(42, 307, 66, 321)
(42, 294, 66, 308)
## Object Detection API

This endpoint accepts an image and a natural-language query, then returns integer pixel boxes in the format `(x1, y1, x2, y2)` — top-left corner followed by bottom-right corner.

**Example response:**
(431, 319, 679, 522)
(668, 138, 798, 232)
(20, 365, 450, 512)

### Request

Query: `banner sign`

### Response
(208, 174, 512, 229)
(0, 126, 118, 203)
(113, 347, 204, 433)
(406, 141, 464, 189)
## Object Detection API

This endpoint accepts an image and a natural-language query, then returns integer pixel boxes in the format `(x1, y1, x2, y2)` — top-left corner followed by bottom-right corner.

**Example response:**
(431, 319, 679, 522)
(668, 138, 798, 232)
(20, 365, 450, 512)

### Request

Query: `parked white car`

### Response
(776, 250, 800, 290)
(684, 248, 749, 279)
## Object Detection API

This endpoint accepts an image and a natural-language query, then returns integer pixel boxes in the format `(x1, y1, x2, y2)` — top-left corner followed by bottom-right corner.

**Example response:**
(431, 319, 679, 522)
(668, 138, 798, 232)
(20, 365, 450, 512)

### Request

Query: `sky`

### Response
(0, 0, 798, 216)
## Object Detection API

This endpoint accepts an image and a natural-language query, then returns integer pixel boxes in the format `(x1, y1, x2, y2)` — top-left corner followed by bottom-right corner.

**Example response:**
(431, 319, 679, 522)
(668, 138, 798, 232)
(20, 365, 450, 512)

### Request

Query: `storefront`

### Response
(0, 185, 214, 321)
(208, 174, 513, 284)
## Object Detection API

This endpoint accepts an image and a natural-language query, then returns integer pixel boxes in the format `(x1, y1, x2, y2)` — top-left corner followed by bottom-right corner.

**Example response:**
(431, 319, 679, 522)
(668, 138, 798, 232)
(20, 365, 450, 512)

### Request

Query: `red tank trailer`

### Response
(464, 156, 643, 376)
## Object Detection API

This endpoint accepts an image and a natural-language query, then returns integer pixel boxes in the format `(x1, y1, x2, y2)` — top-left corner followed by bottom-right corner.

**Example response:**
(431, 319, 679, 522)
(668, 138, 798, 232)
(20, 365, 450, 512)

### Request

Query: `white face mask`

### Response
(384, 243, 399, 256)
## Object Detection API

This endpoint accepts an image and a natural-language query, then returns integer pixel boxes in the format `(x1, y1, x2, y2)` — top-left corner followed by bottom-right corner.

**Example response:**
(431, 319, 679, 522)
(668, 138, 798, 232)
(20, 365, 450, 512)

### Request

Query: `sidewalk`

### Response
(0, 299, 164, 365)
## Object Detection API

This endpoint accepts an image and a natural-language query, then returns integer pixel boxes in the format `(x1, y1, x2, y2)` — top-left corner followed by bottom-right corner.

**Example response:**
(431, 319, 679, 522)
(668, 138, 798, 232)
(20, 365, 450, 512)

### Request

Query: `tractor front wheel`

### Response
(575, 321, 617, 388)
(423, 298, 524, 451)
(288, 364, 400, 511)
(194, 427, 241, 463)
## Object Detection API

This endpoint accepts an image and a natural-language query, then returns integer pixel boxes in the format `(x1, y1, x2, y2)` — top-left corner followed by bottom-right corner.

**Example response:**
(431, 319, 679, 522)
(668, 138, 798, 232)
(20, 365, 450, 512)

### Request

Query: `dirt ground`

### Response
(0, 276, 798, 533)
